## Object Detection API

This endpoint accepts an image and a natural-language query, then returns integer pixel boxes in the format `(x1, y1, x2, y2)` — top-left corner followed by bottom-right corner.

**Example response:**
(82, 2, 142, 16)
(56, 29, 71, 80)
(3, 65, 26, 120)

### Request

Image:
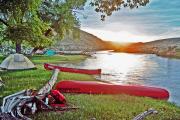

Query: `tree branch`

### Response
(45, 28, 52, 36)
(0, 18, 9, 26)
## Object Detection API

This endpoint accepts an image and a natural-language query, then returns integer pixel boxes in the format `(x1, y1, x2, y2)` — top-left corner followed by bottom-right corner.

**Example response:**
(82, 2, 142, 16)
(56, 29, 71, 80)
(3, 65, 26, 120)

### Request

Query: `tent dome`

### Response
(0, 54, 36, 70)
(45, 50, 56, 56)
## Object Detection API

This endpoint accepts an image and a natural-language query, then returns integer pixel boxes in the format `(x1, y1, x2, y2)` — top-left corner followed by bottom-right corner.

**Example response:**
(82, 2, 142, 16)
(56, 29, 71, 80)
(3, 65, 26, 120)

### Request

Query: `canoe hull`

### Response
(44, 63, 101, 75)
(56, 80, 169, 100)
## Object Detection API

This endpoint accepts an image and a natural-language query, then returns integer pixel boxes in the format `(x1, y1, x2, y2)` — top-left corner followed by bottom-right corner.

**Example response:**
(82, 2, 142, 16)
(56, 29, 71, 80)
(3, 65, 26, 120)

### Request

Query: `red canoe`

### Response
(44, 63, 101, 75)
(56, 80, 169, 100)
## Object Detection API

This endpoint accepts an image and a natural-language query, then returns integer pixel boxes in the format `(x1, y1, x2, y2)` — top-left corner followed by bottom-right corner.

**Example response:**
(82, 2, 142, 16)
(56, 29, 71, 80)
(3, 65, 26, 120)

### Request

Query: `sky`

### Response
(78, 0, 180, 42)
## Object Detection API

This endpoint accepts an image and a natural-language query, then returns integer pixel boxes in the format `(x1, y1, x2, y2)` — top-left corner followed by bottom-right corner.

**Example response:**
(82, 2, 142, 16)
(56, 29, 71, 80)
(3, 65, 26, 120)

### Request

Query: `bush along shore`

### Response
(0, 55, 180, 120)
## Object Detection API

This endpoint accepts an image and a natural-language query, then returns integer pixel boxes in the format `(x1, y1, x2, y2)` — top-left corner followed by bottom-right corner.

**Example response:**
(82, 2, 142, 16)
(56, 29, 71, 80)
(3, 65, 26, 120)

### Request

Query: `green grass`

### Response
(174, 49, 180, 59)
(0, 55, 94, 98)
(33, 95, 180, 120)
(157, 49, 180, 59)
(0, 55, 5, 62)
(30, 55, 88, 64)
(1, 55, 180, 120)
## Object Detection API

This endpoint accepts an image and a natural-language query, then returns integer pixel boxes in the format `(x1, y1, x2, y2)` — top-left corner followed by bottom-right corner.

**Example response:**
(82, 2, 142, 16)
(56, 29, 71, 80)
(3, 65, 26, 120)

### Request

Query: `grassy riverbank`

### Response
(1, 55, 180, 120)
(0, 55, 94, 98)
(174, 49, 180, 59)
(156, 49, 180, 59)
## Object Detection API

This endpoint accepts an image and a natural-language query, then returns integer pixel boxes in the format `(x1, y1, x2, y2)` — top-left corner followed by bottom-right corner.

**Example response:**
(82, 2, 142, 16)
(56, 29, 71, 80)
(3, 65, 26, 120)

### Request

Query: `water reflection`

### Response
(60, 52, 180, 105)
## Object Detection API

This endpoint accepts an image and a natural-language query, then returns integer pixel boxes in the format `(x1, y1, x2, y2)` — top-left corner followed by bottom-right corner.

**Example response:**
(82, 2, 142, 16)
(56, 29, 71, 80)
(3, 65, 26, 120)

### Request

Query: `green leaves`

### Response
(4, 24, 52, 49)
(0, 0, 52, 50)
(90, 0, 150, 21)
(39, 0, 86, 40)
(0, 24, 4, 43)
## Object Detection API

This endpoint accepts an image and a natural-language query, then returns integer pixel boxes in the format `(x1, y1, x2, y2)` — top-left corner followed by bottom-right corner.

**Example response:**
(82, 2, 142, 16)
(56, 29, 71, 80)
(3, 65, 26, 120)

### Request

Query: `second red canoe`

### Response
(56, 80, 169, 100)
(44, 63, 101, 75)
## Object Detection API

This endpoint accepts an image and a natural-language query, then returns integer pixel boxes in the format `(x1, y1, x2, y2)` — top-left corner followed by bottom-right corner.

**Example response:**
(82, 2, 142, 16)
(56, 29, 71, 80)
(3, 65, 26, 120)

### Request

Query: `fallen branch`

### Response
(133, 108, 158, 120)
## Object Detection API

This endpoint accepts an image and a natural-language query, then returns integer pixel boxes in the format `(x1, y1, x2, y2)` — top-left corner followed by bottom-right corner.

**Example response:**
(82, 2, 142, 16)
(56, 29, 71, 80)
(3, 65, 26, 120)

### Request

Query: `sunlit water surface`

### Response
(60, 52, 180, 105)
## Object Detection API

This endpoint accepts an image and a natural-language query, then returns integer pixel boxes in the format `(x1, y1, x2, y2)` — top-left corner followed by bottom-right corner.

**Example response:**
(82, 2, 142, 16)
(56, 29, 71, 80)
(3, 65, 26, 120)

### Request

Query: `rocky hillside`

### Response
(144, 38, 180, 49)
(112, 37, 180, 54)
(139, 38, 180, 54)
(51, 30, 180, 53)
(52, 29, 108, 51)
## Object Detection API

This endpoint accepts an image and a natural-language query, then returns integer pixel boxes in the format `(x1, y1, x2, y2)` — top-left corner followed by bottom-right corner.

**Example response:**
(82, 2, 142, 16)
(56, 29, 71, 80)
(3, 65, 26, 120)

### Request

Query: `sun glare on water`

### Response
(101, 53, 141, 74)
(99, 53, 143, 79)
(79, 52, 152, 84)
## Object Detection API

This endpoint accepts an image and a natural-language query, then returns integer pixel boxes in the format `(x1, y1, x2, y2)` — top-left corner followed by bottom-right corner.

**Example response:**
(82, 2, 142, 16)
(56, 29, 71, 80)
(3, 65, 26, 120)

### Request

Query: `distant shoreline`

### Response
(112, 49, 180, 59)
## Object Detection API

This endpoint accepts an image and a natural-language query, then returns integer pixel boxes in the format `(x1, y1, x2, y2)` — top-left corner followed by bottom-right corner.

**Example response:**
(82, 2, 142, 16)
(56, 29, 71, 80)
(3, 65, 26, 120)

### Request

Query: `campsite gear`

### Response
(0, 54, 36, 70)
(45, 50, 56, 56)
(0, 69, 56, 119)
(133, 108, 158, 120)
(56, 80, 169, 100)
(49, 90, 66, 105)
(0, 69, 77, 120)
(44, 63, 102, 75)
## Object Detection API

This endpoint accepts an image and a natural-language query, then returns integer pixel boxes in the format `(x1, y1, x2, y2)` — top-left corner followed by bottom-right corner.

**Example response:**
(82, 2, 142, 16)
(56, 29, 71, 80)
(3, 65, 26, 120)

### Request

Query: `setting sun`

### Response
(82, 28, 156, 42)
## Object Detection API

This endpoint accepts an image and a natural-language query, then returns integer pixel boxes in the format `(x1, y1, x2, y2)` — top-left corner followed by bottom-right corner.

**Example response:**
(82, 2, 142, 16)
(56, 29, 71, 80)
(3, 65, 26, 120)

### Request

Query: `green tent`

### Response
(0, 54, 36, 70)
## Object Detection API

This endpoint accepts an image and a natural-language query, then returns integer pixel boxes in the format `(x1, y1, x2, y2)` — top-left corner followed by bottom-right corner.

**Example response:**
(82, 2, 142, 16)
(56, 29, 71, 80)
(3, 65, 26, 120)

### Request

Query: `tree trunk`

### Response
(0, 18, 9, 27)
(30, 47, 39, 56)
(45, 28, 52, 36)
(16, 42, 22, 54)
(30, 47, 44, 56)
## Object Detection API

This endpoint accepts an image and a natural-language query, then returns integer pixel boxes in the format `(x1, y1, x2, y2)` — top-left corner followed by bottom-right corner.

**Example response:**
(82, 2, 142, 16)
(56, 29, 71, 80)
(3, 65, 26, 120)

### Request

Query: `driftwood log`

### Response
(38, 69, 59, 95)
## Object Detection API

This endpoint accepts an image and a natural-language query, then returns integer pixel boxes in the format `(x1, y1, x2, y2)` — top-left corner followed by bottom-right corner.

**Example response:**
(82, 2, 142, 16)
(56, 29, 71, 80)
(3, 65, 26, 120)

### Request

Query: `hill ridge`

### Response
(52, 29, 107, 51)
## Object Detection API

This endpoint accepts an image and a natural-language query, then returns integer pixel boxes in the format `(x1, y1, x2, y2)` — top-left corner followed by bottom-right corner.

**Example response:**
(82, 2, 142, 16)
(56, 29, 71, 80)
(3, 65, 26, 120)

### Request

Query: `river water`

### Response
(60, 52, 180, 105)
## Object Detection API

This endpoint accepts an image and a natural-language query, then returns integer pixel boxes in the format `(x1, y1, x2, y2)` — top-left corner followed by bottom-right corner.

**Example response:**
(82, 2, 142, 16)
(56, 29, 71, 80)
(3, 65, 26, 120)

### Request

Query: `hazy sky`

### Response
(79, 0, 180, 42)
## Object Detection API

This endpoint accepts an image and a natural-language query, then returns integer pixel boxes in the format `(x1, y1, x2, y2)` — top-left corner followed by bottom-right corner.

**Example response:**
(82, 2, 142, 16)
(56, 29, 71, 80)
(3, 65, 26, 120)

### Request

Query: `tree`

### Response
(0, 0, 86, 53)
(0, 0, 51, 53)
(0, 0, 149, 54)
